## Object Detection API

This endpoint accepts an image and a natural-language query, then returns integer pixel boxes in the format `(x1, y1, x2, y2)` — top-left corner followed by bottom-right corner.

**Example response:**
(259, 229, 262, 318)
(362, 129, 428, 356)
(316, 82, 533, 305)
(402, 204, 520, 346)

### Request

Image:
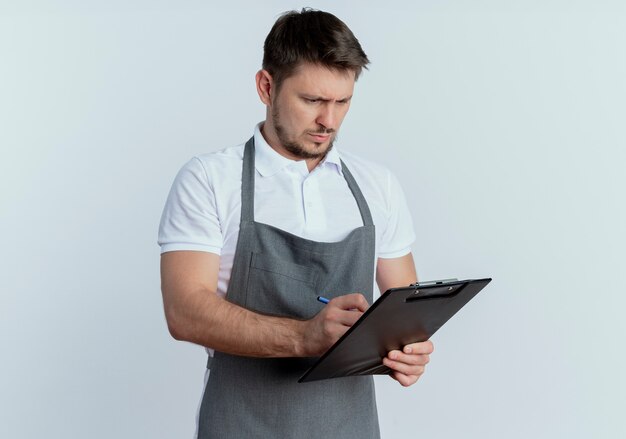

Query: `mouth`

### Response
(308, 133, 331, 143)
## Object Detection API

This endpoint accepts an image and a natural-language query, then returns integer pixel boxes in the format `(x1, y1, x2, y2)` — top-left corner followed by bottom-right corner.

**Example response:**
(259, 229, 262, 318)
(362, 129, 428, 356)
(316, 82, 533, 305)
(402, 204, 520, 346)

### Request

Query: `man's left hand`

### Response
(383, 340, 434, 387)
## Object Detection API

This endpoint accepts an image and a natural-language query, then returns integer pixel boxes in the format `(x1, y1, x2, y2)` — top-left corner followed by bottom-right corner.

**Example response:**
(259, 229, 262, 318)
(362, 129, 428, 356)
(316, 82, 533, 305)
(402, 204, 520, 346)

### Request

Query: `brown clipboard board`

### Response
(298, 278, 492, 383)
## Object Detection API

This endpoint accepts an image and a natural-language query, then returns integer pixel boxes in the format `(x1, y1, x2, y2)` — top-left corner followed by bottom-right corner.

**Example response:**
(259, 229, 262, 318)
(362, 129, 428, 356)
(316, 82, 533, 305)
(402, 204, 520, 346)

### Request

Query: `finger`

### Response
(333, 310, 364, 327)
(338, 309, 363, 327)
(324, 306, 363, 327)
(330, 293, 369, 312)
(387, 350, 430, 366)
(389, 371, 419, 387)
(402, 340, 434, 355)
(383, 356, 426, 377)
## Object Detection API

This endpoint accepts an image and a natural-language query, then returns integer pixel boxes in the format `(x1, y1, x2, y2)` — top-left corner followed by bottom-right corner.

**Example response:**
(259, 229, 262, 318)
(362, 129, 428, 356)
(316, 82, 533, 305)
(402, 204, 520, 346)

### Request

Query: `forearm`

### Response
(161, 252, 367, 359)
(165, 286, 310, 358)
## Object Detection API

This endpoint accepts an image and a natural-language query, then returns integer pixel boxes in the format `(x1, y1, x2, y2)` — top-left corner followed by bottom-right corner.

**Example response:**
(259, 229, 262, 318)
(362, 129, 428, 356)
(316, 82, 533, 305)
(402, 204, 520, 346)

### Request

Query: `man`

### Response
(159, 8, 434, 439)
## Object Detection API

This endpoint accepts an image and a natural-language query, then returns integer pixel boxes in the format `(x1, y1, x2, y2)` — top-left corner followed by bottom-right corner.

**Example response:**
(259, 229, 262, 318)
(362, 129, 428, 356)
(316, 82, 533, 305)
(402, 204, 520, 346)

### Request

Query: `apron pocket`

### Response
(246, 252, 319, 319)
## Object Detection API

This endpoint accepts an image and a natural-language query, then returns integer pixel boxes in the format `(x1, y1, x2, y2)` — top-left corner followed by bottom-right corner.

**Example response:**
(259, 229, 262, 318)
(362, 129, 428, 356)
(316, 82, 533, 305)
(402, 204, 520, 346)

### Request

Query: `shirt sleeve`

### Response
(377, 170, 416, 259)
(158, 157, 222, 254)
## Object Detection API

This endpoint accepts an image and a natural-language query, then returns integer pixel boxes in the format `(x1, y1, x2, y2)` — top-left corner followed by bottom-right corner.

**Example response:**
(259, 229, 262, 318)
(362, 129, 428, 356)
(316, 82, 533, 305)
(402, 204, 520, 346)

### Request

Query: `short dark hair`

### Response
(262, 8, 370, 92)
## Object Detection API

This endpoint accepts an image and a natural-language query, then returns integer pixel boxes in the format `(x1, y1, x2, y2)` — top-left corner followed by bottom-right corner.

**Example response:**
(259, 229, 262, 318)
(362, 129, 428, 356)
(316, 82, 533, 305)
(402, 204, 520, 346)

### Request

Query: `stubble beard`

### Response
(271, 106, 336, 160)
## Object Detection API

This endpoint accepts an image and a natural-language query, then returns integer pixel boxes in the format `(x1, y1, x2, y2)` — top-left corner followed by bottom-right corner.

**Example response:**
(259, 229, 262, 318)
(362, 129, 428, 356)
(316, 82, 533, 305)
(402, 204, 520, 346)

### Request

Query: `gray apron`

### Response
(198, 137, 380, 439)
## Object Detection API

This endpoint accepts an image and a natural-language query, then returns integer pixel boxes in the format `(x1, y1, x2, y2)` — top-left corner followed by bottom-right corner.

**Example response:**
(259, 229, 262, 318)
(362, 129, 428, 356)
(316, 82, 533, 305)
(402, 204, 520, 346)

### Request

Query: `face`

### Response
(262, 63, 356, 163)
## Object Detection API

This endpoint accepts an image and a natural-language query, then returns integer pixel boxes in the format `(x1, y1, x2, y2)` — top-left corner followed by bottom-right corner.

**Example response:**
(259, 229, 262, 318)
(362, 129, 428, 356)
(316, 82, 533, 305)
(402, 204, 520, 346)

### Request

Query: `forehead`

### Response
(281, 63, 355, 98)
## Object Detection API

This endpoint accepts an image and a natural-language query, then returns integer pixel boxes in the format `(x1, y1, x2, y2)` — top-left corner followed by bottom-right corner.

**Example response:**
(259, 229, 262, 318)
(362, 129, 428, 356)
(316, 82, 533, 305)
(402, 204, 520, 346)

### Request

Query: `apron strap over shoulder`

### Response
(240, 137, 256, 223)
(340, 160, 374, 227)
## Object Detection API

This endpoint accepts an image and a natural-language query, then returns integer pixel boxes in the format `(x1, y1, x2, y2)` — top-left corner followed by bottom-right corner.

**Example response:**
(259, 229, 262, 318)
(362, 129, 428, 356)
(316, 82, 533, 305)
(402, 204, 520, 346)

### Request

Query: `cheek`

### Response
(281, 102, 307, 125)
(290, 105, 318, 129)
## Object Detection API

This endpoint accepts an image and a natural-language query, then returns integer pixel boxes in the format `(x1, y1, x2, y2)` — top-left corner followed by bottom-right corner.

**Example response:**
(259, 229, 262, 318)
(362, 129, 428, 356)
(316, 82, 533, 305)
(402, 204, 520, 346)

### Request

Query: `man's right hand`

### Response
(299, 293, 370, 357)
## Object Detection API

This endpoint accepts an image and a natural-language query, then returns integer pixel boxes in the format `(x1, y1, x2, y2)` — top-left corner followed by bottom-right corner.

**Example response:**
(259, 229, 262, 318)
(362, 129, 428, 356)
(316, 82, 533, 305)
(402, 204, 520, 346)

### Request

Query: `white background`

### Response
(1, 1, 624, 438)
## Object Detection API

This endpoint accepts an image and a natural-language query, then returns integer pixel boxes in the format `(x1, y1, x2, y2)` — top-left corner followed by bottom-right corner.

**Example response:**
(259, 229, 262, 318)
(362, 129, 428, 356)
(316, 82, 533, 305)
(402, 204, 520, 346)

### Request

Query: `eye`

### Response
(305, 98, 319, 104)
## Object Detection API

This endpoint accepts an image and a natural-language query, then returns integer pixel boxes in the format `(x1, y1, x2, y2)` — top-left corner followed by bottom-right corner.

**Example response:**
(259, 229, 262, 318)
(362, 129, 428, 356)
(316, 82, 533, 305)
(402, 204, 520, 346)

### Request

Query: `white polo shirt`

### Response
(159, 123, 415, 297)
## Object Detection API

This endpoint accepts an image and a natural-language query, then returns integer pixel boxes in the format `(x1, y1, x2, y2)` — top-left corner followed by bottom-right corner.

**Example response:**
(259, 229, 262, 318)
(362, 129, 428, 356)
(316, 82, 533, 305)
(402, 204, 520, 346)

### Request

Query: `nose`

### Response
(315, 104, 337, 131)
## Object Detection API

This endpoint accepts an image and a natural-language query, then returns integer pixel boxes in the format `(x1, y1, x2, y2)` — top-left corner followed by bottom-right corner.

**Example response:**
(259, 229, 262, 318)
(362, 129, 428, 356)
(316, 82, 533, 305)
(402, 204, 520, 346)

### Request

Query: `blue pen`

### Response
(317, 296, 330, 304)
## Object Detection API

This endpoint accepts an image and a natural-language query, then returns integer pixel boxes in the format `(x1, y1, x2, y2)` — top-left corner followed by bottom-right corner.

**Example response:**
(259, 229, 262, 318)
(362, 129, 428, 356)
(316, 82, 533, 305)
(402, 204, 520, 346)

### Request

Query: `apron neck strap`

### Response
(241, 137, 374, 227)
(240, 137, 256, 223)
(339, 159, 374, 227)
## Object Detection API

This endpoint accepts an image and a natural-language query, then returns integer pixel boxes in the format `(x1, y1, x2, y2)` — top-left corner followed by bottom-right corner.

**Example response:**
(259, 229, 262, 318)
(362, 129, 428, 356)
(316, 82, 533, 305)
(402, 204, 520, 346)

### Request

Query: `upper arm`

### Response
(376, 253, 418, 294)
(161, 250, 219, 296)
(160, 251, 220, 336)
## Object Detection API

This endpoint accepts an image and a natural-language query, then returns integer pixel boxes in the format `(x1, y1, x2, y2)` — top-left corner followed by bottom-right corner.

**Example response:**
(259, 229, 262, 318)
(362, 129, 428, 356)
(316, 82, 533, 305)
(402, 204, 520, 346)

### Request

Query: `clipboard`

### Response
(298, 278, 492, 383)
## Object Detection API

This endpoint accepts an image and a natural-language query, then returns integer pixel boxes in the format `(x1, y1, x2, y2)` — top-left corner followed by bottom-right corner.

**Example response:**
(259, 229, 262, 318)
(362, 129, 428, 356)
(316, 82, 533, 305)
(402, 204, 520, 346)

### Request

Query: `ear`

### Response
(256, 69, 274, 106)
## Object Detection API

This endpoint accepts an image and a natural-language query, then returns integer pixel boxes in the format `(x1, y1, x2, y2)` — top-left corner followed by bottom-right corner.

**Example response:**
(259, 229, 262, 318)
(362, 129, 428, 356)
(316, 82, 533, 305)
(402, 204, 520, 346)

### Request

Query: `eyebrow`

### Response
(300, 94, 353, 103)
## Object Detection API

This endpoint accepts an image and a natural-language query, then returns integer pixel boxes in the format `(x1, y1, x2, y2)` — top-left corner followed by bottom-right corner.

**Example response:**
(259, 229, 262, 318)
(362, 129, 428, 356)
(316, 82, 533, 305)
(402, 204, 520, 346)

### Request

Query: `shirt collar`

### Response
(322, 144, 343, 176)
(253, 122, 344, 177)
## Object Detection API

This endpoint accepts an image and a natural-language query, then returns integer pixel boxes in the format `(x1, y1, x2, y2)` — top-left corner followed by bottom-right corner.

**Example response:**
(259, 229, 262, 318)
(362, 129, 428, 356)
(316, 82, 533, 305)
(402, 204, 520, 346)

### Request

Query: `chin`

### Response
(308, 142, 331, 154)
(281, 135, 334, 160)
